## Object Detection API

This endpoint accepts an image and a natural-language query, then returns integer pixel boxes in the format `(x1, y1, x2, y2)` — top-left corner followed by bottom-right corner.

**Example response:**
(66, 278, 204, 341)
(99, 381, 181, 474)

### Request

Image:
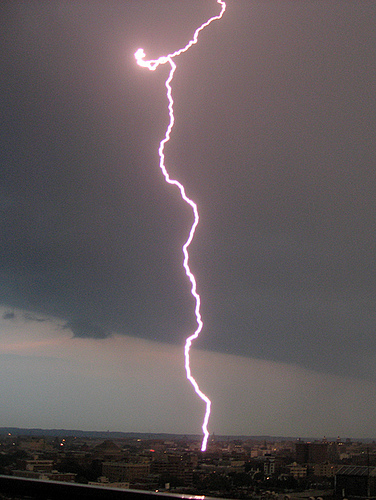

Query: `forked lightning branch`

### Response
(134, 0, 226, 452)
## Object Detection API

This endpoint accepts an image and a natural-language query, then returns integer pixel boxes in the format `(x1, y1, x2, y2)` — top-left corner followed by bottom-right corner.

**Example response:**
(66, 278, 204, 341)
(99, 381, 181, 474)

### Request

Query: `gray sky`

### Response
(1, 0, 376, 438)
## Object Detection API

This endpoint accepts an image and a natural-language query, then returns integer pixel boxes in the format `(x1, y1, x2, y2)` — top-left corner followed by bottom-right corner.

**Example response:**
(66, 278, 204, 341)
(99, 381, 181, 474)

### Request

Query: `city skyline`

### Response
(1, 1, 376, 438)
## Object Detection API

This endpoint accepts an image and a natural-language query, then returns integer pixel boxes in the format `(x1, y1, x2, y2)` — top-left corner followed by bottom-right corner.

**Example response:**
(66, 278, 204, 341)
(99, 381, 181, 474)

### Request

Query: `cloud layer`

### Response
(1, 307, 376, 438)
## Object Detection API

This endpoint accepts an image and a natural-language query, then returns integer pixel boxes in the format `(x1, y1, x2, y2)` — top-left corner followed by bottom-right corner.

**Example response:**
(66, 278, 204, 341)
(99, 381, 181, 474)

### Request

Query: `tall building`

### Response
(287, 462, 308, 479)
(151, 455, 194, 485)
(296, 442, 328, 464)
(102, 462, 150, 483)
(263, 456, 275, 477)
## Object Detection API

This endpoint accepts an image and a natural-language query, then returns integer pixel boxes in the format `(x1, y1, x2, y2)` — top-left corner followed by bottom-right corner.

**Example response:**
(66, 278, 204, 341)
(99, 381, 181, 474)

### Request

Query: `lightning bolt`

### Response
(135, 0, 226, 452)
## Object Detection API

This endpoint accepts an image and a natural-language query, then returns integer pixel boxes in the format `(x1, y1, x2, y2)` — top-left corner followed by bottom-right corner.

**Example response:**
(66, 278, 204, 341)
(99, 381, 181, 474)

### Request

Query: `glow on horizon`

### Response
(134, 1, 226, 451)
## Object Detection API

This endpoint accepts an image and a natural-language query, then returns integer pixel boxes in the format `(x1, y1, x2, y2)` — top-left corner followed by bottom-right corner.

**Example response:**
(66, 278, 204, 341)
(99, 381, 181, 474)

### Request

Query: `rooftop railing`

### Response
(0, 475, 208, 500)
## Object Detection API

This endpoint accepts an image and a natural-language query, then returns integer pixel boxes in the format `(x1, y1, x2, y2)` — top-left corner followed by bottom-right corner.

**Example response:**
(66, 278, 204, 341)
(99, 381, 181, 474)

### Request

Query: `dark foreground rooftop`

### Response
(0, 475, 216, 500)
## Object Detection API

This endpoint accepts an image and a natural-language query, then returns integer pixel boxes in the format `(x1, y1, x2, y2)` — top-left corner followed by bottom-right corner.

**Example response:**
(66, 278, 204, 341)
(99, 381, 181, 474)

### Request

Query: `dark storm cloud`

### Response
(1, 1, 376, 382)
(23, 313, 46, 323)
(64, 319, 107, 339)
(3, 312, 15, 320)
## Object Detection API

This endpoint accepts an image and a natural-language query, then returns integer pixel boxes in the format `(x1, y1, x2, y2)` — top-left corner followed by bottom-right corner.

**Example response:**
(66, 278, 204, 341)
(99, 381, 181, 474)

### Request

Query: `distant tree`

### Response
(202, 472, 232, 493)
(228, 471, 253, 487)
(0, 449, 28, 474)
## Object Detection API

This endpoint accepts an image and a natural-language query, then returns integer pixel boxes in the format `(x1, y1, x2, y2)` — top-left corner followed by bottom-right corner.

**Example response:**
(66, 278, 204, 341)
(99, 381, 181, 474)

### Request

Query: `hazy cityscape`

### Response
(1, 428, 376, 499)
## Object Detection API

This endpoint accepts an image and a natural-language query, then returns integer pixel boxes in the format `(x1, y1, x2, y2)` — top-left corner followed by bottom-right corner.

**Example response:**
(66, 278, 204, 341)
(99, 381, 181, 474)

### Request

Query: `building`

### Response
(18, 438, 52, 452)
(89, 477, 130, 489)
(92, 440, 123, 460)
(12, 470, 76, 482)
(151, 455, 194, 486)
(296, 442, 328, 464)
(287, 462, 307, 479)
(18, 459, 54, 472)
(314, 462, 340, 477)
(335, 465, 376, 499)
(263, 456, 275, 477)
(102, 462, 150, 483)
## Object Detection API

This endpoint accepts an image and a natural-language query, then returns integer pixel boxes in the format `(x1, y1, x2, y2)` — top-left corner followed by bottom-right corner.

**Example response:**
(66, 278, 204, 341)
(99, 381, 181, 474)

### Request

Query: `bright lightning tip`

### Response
(134, 48, 145, 62)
